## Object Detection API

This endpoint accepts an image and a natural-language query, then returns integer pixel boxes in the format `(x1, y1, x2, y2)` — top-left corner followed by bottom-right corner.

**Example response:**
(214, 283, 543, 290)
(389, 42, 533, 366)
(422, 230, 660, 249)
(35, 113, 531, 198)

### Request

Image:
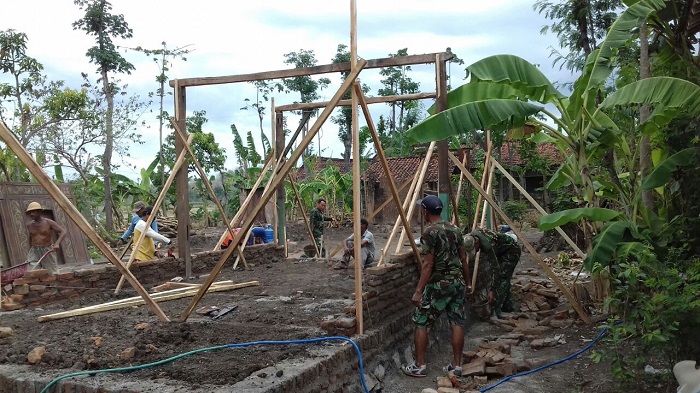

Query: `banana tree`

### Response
(405, 0, 700, 268)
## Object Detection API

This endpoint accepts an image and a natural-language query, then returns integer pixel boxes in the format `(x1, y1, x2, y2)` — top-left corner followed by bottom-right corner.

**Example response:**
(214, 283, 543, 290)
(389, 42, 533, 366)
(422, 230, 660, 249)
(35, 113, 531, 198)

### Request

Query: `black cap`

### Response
(416, 195, 443, 215)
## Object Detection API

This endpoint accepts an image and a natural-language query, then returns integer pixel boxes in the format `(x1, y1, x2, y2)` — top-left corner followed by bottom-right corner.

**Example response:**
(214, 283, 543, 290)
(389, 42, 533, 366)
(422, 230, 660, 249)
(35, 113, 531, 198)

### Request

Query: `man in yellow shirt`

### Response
(132, 206, 171, 261)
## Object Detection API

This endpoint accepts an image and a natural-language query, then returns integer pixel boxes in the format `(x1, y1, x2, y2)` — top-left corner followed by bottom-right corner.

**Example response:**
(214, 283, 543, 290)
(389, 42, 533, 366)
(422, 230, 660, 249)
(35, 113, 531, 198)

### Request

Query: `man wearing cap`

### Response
(132, 206, 171, 261)
(309, 198, 333, 257)
(116, 201, 159, 247)
(25, 202, 66, 273)
(404, 195, 469, 378)
(465, 228, 521, 318)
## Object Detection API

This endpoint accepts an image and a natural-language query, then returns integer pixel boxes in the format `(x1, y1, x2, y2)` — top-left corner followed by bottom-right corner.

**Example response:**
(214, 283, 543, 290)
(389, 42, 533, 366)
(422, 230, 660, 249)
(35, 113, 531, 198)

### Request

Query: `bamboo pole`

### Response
(288, 175, 319, 257)
(327, 177, 412, 258)
(39, 281, 259, 323)
(479, 163, 496, 228)
(472, 132, 493, 231)
(114, 134, 195, 294)
(355, 83, 423, 267)
(490, 157, 586, 258)
(452, 153, 468, 224)
(376, 155, 424, 266)
(394, 148, 435, 254)
(449, 152, 592, 324)
(170, 118, 248, 269)
(179, 59, 367, 322)
(0, 120, 170, 322)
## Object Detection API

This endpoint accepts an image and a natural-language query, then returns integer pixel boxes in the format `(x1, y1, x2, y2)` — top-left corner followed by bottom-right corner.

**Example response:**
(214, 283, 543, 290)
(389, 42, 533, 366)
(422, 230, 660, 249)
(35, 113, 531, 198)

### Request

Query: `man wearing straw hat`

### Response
(25, 202, 66, 273)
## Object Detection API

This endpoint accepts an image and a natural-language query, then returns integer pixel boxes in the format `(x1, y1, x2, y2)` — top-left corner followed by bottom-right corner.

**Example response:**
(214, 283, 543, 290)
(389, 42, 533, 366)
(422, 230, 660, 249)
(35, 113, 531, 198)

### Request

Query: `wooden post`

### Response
(178, 59, 367, 322)
(490, 157, 586, 258)
(271, 98, 278, 245)
(355, 83, 423, 267)
(327, 177, 412, 258)
(173, 80, 192, 279)
(479, 163, 496, 229)
(452, 153, 468, 224)
(435, 54, 451, 222)
(170, 118, 248, 268)
(114, 134, 195, 294)
(395, 147, 435, 254)
(288, 175, 319, 257)
(349, 0, 363, 335)
(275, 111, 287, 254)
(449, 152, 592, 325)
(0, 120, 170, 322)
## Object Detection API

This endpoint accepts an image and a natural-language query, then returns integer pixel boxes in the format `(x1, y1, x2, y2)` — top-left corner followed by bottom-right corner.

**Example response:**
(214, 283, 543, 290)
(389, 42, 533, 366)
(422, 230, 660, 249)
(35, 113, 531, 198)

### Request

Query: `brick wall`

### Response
(320, 251, 419, 336)
(1, 244, 283, 311)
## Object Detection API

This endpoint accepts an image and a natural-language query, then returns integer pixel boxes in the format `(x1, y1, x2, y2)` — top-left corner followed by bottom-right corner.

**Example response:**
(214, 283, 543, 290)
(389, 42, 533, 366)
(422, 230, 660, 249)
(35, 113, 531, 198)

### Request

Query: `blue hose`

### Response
(479, 325, 608, 392)
(39, 336, 369, 393)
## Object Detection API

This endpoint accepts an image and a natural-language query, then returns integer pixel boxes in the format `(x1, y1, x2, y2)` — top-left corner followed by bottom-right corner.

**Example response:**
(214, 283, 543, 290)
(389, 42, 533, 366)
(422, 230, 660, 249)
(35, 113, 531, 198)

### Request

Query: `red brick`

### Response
(12, 277, 38, 285)
(23, 269, 49, 278)
(40, 275, 57, 282)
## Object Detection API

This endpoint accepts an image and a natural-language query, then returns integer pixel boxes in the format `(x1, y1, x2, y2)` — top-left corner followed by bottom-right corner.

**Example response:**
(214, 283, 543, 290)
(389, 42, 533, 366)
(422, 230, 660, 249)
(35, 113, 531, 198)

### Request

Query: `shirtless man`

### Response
(25, 202, 66, 273)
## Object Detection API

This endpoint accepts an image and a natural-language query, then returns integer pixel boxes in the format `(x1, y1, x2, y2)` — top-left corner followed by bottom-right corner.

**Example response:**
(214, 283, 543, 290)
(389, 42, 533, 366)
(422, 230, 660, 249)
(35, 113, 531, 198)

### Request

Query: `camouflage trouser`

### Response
(468, 259, 495, 321)
(412, 279, 466, 328)
(495, 246, 521, 313)
(313, 234, 326, 258)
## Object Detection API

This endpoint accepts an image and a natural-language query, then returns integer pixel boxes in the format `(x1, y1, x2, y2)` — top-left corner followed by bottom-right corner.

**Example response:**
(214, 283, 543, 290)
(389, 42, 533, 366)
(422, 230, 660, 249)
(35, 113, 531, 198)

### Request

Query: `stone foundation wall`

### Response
(1, 244, 283, 311)
(320, 251, 419, 336)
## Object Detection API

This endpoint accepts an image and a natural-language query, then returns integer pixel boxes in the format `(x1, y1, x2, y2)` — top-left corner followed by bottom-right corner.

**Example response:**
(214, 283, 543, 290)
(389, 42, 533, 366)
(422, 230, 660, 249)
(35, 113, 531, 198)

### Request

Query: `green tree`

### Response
(378, 48, 421, 154)
(73, 0, 136, 231)
(281, 49, 330, 157)
(0, 29, 89, 180)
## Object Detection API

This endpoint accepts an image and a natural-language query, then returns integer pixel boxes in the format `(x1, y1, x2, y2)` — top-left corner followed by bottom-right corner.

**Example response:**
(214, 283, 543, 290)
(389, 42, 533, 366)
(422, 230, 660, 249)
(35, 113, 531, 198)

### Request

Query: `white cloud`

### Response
(2, 0, 576, 179)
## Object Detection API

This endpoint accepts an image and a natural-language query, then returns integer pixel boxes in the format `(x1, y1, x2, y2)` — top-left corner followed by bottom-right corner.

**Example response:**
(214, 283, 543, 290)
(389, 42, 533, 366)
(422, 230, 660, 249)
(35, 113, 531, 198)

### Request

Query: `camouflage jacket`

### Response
(310, 208, 330, 238)
(420, 221, 466, 283)
(470, 229, 519, 290)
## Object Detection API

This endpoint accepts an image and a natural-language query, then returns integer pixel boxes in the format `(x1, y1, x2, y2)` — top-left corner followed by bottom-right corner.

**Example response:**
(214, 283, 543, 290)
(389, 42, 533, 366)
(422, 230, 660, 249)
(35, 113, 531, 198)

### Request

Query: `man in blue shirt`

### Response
(116, 201, 159, 246)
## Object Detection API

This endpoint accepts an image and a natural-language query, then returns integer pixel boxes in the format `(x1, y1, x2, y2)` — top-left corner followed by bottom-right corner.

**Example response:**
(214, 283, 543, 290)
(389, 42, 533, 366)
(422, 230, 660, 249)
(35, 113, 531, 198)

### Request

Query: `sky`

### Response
(1, 0, 577, 180)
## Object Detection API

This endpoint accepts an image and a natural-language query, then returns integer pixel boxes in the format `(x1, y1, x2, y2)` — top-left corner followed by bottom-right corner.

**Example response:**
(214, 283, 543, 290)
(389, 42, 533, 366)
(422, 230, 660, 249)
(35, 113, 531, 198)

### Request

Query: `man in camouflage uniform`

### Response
(465, 228, 521, 317)
(463, 234, 499, 321)
(404, 195, 469, 378)
(309, 198, 333, 257)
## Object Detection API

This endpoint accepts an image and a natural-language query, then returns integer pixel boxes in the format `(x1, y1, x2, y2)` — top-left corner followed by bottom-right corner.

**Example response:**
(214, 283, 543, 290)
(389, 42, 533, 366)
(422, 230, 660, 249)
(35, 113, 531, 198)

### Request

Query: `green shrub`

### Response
(501, 200, 528, 224)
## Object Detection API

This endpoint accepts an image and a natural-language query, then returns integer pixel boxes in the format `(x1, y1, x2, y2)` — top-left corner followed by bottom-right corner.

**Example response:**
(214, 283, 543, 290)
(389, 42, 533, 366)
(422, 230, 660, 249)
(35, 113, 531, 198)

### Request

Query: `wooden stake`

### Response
(479, 163, 496, 228)
(114, 134, 195, 294)
(350, 0, 363, 335)
(394, 144, 435, 254)
(472, 133, 493, 231)
(0, 120, 169, 322)
(178, 59, 367, 322)
(449, 152, 592, 324)
(355, 83, 423, 268)
(452, 153, 468, 224)
(489, 157, 586, 258)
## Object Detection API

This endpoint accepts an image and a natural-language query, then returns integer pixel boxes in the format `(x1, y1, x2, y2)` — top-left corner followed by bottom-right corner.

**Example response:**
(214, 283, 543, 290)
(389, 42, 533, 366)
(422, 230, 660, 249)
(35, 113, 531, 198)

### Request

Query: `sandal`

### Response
(443, 363, 462, 377)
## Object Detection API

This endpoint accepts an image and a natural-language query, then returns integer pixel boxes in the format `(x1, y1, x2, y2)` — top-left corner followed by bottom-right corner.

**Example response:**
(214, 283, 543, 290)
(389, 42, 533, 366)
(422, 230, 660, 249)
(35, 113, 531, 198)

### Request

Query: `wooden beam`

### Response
(38, 281, 259, 323)
(452, 153, 468, 224)
(449, 152, 592, 325)
(169, 53, 451, 88)
(472, 134, 493, 231)
(490, 157, 586, 258)
(355, 83, 423, 267)
(0, 120, 170, 322)
(178, 59, 368, 322)
(114, 133, 194, 294)
(275, 92, 436, 112)
(275, 110, 287, 253)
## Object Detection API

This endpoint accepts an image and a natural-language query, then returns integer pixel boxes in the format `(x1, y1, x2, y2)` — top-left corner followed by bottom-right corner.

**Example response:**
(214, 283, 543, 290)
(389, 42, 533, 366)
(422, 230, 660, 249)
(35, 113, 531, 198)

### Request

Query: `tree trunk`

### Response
(102, 68, 115, 231)
(639, 23, 654, 209)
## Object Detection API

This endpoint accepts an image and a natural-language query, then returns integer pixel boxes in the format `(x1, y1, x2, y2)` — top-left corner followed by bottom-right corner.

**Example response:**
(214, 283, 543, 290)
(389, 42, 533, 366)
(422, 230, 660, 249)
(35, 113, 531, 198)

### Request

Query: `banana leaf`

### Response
(601, 77, 700, 134)
(405, 99, 543, 143)
(466, 55, 565, 104)
(428, 81, 521, 114)
(641, 147, 697, 190)
(539, 207, 622, 231)
(584, 221, 630, 271)
(569, 0, 666, 116)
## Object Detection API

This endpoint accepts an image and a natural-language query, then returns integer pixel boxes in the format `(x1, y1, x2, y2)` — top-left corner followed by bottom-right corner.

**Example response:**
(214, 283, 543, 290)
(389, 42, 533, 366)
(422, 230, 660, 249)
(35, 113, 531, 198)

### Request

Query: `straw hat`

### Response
(26, 202, 42, 212)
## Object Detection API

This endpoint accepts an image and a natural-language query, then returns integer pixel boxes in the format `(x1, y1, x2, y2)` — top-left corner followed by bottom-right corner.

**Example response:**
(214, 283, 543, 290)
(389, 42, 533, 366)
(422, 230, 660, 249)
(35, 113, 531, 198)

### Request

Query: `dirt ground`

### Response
(0, 221, 677, 392)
